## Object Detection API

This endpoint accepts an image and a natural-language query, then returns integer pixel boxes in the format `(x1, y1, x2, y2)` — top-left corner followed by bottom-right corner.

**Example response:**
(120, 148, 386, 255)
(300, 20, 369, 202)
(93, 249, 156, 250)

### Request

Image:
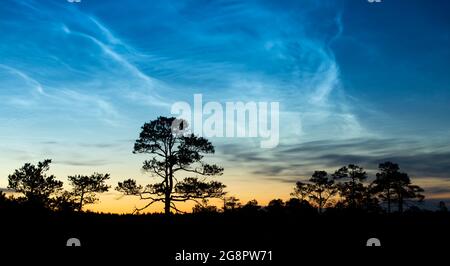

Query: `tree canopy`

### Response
(7, 159, 63, 208)
(372, 162, 424, 213)
(116, 116, 225, 214)
(68, 173, 111, 211)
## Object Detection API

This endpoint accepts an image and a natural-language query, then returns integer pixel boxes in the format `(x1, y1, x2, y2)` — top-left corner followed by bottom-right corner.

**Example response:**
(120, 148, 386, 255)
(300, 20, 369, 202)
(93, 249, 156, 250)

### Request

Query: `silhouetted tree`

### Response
(372, 162, 424, 213)
(116, 179, 142, 194)
(223, 196, 241, 211)
(392, 172, 424, 213)
(68, 173, 111, 211)
(308, 171, 338, 213)
(291, 181, 311, 201)
(241, 199, 261, 213)
(361, 183, 381, 213)
(51, 191, 79, 212)
(192, 199, 218, 214)
(333, 164, 367, 209)
(371, 162, 398, 213)
(285, 198, 301, 209)
(7, 159, 63, 209)
(116, 117, 225, 215)
(266, 199, 285, 213)
(285, 198, 314, 214)
(292, 172, 338, 213)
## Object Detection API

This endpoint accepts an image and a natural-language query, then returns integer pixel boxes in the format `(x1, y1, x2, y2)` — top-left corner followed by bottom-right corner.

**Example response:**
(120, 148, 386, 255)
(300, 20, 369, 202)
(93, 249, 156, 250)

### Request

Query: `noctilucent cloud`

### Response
(1, 0, 449, 212)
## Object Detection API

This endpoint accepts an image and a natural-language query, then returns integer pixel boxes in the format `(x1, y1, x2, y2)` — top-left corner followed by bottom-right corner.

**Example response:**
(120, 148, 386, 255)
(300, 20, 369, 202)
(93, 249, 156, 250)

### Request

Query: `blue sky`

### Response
(1, 0, 449, 211)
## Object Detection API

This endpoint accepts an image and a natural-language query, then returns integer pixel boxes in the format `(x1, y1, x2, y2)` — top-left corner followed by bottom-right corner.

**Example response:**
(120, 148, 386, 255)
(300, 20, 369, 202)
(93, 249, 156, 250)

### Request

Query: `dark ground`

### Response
(1, 209, 449, 264)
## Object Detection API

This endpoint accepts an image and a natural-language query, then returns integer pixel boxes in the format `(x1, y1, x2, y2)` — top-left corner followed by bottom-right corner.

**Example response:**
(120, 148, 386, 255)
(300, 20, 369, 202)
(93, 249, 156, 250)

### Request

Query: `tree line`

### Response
(212, 162, 428, 215)
(2, 159, 110, 212)
(0, 116, 446, 215)
(292, 162, 425, 213)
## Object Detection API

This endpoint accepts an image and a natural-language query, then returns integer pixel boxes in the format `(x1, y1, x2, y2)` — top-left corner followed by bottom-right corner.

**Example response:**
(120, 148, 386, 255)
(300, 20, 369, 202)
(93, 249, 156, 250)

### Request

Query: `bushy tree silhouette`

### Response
(7, 159, 63, 209)
(292, 171, 338, 213)
(361, 182, 380, 213)
(51, 191, 78, 212)
(68, 173, 111, 211)
(241, 199, 261, 213)
(192, 199, 219, 214)
(372, 162, 398, 213)
(291, 181, 311, 202)
(116, 116, 225, 214)
(372, 162, 424, 213)
(285, 198, 314, 214)
(266, 199, 285, 213)
(333, 164, 367, 209)
(223, 196, 241, 211)
(308, 171, 338, 213)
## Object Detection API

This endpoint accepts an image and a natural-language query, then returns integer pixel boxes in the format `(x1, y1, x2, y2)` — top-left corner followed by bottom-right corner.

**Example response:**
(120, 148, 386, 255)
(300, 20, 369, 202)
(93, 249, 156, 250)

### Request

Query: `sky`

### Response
(1, 0, 449, 213)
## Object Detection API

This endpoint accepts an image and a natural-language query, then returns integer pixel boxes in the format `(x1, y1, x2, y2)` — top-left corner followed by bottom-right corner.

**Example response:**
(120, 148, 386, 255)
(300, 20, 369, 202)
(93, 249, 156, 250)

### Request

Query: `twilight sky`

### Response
(1, 0, 449, 212)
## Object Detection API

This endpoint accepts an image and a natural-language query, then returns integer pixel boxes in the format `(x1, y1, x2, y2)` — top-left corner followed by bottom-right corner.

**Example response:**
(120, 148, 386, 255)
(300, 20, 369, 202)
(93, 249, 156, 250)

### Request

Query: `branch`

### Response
(132, 198, 164, 214)
(170, 202, 186, 214)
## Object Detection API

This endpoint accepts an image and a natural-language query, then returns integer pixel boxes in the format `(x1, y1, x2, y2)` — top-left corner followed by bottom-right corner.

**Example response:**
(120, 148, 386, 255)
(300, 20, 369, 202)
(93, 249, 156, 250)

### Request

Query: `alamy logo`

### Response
(171, 94, 280, 149)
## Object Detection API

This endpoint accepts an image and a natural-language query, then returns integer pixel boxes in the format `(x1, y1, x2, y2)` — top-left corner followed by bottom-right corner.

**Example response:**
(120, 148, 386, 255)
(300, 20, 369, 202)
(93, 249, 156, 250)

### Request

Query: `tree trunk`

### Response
(164, 195, 171, 215)
(79, 191, 84, 212)
(164, 166, 171, 215)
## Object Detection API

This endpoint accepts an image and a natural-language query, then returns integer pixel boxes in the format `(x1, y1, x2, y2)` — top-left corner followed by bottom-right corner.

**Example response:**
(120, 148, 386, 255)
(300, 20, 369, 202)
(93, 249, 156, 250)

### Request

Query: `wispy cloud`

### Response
(0, 64, 123, 125)
(62, 27, 169, 108)
(218, 138, 450, 181)
(0, 64, 44, 95)
(55, 159, 112, 167)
